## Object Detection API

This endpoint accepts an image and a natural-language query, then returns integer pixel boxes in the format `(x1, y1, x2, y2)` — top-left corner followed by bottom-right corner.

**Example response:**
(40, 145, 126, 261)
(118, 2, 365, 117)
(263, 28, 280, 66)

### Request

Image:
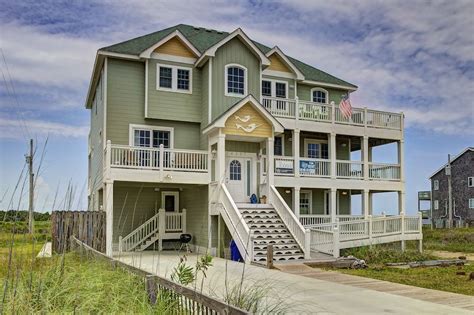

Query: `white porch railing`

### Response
(119, 209, 186, 252)
(262, 97, 403, 131)
(299, 215, 365, 226)
(310, 213, 423, 257)
(274, 156, 295, 175)
(262, 97, 296, 118)
(299, 158, 331, 177)
(369, 163, 401, 181)
(336, 160, 363, 179)
(109, 144, 208, 172)
(270, 185, 311, 259)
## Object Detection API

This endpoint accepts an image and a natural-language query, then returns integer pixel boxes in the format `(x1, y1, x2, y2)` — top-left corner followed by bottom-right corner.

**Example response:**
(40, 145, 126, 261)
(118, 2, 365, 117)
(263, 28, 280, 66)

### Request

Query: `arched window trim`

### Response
(225, 64, 248, 97)
(310, 87, 329, 104)
(229, 160, 242, 181)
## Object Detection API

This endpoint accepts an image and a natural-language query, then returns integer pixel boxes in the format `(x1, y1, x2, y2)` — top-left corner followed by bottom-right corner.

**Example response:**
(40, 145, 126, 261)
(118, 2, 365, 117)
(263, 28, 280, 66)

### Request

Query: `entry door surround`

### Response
(225, 152, 257, 202)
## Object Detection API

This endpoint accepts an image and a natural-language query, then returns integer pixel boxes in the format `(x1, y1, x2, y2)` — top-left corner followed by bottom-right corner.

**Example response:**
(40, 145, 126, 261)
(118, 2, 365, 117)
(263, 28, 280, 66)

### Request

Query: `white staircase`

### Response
(237, 203, 305, 262)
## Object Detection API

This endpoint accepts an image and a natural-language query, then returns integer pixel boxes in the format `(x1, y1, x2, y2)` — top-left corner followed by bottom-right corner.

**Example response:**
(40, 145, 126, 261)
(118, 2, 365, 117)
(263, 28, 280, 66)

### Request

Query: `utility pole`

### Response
(26, 139, 34, 234)
(446, 154, 453, 228)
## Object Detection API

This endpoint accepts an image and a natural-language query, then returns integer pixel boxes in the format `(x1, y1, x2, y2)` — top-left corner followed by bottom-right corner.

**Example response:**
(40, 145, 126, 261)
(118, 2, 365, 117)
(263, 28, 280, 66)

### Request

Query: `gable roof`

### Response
(265, 46, 305, 80)
(429, 147, 474, 179)
(202, 94, 284, 134)
(99, 24, 357, 88)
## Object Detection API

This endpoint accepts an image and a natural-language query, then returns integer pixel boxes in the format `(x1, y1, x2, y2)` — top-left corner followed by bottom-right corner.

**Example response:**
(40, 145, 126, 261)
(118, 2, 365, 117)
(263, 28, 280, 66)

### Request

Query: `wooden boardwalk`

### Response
(276, 264, 474, 312)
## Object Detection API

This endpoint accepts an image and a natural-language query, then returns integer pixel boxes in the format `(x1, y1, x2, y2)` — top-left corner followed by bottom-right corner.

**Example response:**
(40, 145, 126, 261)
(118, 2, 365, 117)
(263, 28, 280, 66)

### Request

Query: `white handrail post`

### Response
(368, 215, 373, 246)
(304, 228, 311, 259)
(401, 212, 406, 252)
(333, 218, 340, 258)
(295, 96, 300, 121)
(158, 208, 165, 251)
(118, 236, 123, 252)
(159, 144, 164, 181)
(105, 140, 112, 171)
(182, 208, 187, 233)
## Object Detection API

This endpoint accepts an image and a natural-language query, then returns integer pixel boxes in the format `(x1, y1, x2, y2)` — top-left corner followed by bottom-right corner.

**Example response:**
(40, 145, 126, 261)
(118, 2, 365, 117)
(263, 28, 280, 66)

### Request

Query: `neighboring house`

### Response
(430, 147, 474, 227)
(85, 24, 421, 262)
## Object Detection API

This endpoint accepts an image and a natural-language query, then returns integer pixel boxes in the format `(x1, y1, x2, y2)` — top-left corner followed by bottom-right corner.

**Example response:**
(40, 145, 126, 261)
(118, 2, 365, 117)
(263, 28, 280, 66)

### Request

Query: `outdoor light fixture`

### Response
(211, 149, 217, 160)
(342, 191, 348, 195)
(154, 188, 160, 192)
(285, 189, 291, 194)
(166, 174, 173, 179)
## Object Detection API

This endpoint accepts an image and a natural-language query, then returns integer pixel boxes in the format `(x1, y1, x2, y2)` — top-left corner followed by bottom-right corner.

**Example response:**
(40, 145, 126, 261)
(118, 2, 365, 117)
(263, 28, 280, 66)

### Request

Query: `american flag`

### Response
(339, 94, 352, 119)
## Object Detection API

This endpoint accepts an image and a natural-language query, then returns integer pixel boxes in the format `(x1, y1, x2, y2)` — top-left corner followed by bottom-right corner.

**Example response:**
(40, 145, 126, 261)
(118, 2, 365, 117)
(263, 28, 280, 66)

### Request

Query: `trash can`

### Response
(230, 240, 243, 262)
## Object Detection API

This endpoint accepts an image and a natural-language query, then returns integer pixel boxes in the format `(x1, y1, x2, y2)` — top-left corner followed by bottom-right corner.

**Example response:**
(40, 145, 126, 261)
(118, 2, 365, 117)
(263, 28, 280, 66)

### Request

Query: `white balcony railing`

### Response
(299, 158, 331, 177)
(108, 143, 208, 173)
(262, 97, 403, 131)
(336, 160, 363, 179)
(369, 163, 401, 181)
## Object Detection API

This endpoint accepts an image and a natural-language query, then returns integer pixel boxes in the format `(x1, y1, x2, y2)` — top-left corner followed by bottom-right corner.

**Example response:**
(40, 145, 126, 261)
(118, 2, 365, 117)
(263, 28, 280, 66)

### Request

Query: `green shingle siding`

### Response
(147, 59, 202, 122)
(211, 38, 261, 120)
(106, 58, 201, 149)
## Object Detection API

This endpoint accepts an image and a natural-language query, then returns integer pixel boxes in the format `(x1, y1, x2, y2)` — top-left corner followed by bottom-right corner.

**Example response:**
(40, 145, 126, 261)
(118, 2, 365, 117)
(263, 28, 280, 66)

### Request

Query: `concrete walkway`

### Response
(115, 251, 473, 314)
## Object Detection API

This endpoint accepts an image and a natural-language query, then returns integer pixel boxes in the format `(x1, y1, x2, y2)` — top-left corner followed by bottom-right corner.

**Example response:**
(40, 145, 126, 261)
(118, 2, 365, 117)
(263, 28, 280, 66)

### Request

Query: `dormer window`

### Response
(225, 64, 247, 96)
(157, 63, 192, 93)
(311, 88, 328, 104)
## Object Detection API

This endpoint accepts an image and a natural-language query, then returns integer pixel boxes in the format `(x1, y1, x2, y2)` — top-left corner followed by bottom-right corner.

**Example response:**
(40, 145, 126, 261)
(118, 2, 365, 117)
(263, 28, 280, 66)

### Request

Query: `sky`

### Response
(0, 0, 473, 214)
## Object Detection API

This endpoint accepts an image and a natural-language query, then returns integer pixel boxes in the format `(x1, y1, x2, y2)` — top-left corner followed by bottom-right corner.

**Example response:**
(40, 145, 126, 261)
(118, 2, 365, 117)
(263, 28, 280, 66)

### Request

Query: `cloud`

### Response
(0, 116, 88, 140)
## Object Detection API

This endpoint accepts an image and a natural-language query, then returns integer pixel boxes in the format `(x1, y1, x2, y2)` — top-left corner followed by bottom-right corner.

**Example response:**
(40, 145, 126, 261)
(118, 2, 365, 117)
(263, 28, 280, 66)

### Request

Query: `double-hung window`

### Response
(433, 180, 439, 191)
(311, 88, 328, 104)
(274, 136, 283, 156)
(468, 177, 473, 187)
(226, 65, 246, 96)
(157, 64, 192, 93)
(469, 198, 474, 209)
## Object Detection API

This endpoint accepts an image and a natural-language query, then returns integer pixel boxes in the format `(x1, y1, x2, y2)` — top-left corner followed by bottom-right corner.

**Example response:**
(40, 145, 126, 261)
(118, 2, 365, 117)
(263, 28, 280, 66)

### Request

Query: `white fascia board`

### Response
(266, 46, 305, 80)
(301, 80, 358, 91)
(202, 95, 284, 134)
(139, 30, 201, 59)
(98, 51, 141, 60)
(195, 28, 271, 67)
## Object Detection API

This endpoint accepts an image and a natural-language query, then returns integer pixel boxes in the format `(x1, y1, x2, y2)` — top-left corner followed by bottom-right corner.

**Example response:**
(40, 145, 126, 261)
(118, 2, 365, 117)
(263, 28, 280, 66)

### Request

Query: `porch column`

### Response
(293, 186, 300, 217)
(398, 191, 406, 215)
(368, 191, 373, 215)
(293, 129, 300, 177)
(363, 189, 369, 219)
(329, 133, 336, 178)
(104, 180, 114, 256)
(398, 140, 405, 182)
(363, 136, 369, 180)
(330, 188, 337, 223)
(267, 137, 274, 188)
(216, 132, 226, 183)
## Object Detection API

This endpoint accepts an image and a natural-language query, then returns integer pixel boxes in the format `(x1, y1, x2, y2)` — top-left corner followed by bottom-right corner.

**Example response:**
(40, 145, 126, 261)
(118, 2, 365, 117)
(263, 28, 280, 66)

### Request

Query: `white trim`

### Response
(310, 87, 329, 104)
(224, 63, 248, 97)
(265, 46, 305, 80)
(139, 30, 201, 59)
(301, 80, 357, 91)
(225, 152, 257, 199)
(433, 179, 439, 191)
(434, 199, 439, 210)
(161, 191, 180, 212)
(429, 148, 474, 179)
(156, 63, 193, 94)
(202, 95, 284, 134)
(261, 78, 289, 98)
(303, 138, 328, 158)
(468, 177, 474, 187)
(102, 58, 108, 150)
(274, 134, 285, 156)
(324, 190, 330, 215)
(300, 190, 313, 214)
(208, 58, 213, 124)
(195, 28, 270, 67)
(128, 124, 174, 148)
(469, 198, 474, 209)
(262, 69, 296, 79)
(144, 59, 149, 118)
(97, 50, 141, 60)
(151, 53, 196, 64)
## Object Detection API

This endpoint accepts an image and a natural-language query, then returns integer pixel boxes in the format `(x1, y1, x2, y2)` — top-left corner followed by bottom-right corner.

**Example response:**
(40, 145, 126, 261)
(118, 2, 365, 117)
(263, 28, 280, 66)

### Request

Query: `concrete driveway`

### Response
(115, 251, 473, 314)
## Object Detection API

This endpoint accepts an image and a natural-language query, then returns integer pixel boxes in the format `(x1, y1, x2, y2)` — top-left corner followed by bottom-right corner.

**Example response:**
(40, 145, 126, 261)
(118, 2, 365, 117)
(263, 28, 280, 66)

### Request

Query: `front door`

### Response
(226, 156, 251, 202)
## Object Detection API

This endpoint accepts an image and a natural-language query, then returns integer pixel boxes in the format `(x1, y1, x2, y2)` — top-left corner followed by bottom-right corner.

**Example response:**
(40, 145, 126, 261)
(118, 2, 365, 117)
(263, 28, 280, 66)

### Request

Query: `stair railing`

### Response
(269, 185, 310, 258)
(119, 211, 161, 252)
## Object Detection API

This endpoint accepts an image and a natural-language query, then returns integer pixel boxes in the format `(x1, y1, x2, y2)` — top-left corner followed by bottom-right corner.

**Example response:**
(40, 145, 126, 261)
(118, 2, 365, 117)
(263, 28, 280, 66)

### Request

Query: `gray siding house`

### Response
(430, 147, 474, 227)
(85, 24, 422, 262)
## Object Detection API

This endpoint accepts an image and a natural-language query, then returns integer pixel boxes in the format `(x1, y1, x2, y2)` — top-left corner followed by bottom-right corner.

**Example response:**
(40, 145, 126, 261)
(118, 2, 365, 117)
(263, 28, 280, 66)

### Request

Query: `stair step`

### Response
(253, 253, 305, 262)
(236, 203, 274, 209)
(242, 214, 279, 219)
(248, 223, 286, 229)
(240, 209, 276, 214)
(253, 238, 296, 245)
(252, 229, 289, 234)
(254, 249, 303, 256)
(245, 218, 283, 224)
(253, 244, 300, 251)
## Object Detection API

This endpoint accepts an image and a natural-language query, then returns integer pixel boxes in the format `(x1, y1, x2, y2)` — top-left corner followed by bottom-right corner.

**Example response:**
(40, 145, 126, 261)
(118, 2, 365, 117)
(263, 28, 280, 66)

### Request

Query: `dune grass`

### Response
(421, 227, 474, 253)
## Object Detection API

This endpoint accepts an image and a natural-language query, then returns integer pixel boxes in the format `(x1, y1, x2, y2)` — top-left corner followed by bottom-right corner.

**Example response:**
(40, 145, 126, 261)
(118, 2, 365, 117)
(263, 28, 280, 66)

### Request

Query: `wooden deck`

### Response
(275, 264, 474, 311)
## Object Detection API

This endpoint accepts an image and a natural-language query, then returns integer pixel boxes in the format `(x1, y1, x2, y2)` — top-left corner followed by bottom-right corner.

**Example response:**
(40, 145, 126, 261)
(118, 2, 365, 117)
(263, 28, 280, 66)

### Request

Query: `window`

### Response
(159, 67, 172, 88)
(274, 136, 283, 156)
(229, 160, 241, 180)
(275, 82, 286, 98)
(157, 64, 192, 93)
(311, 88, 328, 104)
(433, 180, 439, 191)
(262, 80, 271, 96)
(130, 125, 174, 148)
(226, 65, 246, 96)
(468, 177, 473, 187)
(152, 130, 170, 148)
(434, 200, 439, 210)
(304, 139, 328, 159)
(300, 190, 312, 215)
(470, 198, 474, 209)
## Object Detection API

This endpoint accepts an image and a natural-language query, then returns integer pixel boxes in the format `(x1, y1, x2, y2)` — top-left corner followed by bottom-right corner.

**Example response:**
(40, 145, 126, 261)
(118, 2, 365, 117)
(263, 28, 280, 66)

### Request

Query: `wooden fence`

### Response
(51, 211, 106, 254)
(71, 237, 248, 315)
